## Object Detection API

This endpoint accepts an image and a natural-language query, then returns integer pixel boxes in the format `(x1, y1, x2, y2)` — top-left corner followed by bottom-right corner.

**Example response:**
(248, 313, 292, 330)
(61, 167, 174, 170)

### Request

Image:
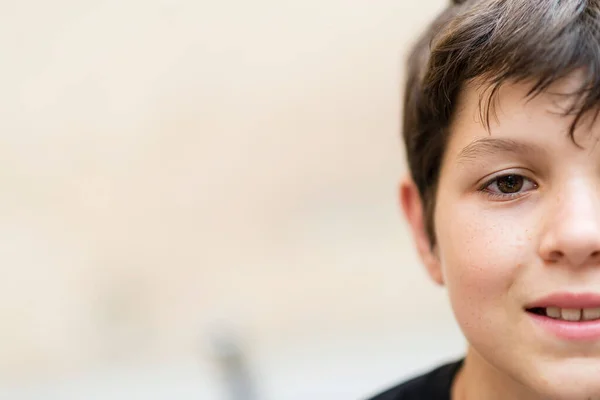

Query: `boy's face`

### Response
(424, 76, 600, 398)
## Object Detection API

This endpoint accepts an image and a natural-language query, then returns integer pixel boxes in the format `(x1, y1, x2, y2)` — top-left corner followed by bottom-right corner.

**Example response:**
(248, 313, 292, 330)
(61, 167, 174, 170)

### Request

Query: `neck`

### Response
(452, 346, 540, 400)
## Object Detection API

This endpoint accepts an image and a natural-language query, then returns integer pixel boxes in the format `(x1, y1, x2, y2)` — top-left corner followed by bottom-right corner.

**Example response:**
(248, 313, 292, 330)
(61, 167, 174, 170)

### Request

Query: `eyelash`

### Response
(477, 173, 538, 201)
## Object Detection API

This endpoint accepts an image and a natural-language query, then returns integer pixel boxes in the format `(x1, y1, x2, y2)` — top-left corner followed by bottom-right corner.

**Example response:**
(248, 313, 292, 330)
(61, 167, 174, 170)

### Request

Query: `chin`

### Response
(523, 361, 600, 400)
(537, 385, 600, 400)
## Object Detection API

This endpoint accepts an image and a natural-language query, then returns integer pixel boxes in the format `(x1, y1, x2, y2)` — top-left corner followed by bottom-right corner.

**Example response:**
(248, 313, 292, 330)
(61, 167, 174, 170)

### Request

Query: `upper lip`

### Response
(526, 292, 600, 309)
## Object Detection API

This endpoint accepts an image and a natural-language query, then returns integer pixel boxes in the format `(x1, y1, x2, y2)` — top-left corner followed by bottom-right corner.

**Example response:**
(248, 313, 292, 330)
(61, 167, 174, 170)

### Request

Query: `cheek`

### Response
(435, 200, 532, 334)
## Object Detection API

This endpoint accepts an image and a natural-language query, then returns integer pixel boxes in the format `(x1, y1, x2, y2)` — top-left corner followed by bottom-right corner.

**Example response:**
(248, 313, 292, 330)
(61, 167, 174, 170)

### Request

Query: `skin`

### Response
(401, 76, 600, 400)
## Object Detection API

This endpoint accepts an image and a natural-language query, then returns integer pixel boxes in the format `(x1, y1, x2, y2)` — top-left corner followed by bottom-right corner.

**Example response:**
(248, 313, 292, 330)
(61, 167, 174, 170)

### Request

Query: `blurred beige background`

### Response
(0, 1, 465, 399)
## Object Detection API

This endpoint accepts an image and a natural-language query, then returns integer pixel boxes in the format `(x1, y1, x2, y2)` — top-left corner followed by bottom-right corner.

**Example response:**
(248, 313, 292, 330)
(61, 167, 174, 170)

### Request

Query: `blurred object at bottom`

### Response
(209, 326, 259, 400)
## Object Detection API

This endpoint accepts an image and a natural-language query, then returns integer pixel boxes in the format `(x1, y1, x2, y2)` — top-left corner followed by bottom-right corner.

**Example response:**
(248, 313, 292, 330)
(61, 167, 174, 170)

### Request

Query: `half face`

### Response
(434, 77, 600, 399)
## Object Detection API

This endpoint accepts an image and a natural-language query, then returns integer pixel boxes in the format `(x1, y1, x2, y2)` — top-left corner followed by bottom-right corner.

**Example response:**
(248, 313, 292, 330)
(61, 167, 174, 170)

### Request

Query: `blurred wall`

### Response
(0, 1, 465, 399)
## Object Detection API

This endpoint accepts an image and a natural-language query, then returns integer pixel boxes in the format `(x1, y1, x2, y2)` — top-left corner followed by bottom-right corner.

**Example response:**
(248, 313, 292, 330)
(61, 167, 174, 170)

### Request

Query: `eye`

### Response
(480, 174, 537, 199)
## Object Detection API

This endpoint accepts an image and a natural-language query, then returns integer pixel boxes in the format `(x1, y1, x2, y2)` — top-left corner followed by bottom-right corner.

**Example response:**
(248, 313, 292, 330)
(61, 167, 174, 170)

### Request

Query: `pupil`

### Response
(497, 175, 523, 193)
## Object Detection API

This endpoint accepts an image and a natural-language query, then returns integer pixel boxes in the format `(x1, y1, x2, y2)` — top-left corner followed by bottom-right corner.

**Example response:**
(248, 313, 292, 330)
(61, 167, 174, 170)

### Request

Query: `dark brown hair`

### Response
(404, 0, 600, 246)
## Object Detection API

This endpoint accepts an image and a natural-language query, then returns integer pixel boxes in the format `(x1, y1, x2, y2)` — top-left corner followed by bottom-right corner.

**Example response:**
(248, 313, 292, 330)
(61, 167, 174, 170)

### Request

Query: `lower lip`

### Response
(528, 313, 600, 341)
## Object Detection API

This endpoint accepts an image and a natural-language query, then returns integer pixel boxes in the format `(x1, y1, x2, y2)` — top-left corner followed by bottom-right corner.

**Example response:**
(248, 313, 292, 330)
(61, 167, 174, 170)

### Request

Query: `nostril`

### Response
(548, 250, 563, 262)
(592, 251, 600, 258)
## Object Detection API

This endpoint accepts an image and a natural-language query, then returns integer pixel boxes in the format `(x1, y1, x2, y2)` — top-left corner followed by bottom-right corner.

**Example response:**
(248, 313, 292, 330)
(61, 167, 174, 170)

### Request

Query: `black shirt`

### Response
(366, 360, 464, 400)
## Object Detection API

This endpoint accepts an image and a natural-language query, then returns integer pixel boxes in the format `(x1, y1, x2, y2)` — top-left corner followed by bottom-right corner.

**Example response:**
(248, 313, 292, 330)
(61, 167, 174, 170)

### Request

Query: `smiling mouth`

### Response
(527, 307, 600, 322)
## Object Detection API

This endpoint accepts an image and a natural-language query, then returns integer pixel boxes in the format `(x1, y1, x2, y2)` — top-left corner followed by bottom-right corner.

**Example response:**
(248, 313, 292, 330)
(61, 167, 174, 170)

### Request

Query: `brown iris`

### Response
(496, 175, 524, 193)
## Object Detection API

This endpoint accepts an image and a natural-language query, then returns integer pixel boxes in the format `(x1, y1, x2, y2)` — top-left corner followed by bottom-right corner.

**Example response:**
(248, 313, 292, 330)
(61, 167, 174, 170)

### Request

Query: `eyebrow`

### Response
(457, 137, 545, 163)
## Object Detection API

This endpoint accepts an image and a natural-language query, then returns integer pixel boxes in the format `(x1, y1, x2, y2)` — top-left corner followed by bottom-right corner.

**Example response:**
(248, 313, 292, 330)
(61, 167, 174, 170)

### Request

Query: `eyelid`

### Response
(477, 169, 537, 190)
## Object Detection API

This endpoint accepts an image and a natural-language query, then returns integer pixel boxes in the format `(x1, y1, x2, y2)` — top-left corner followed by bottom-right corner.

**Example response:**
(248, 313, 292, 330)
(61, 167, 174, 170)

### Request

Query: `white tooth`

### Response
(583, 308, 600, 321)
(546, 307, 561, 319)
(561, 308, 582, 321)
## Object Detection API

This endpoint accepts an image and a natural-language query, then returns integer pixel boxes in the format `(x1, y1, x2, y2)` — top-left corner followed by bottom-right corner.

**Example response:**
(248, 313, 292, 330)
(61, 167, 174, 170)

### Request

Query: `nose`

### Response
(538, 181, 600, 267)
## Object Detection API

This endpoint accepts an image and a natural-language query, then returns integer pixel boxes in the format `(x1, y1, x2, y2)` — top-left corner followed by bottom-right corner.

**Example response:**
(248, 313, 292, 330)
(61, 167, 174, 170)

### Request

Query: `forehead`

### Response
(445, 76, 600, 160)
